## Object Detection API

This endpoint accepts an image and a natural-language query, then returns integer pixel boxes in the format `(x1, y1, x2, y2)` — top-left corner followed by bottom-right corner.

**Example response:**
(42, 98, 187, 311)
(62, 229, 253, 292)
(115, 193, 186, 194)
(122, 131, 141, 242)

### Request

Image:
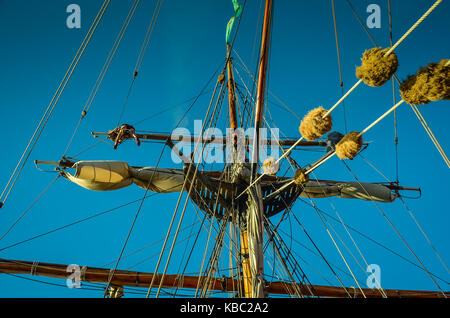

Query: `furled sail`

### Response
(61, 161, 184, 193)
(300, 180, 396, 202)
(61, 161, 396, 202)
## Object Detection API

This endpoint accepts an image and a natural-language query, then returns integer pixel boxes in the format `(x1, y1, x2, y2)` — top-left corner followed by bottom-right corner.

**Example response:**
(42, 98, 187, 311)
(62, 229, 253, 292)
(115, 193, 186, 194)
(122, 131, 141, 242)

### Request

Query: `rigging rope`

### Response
(341, 160, 447, 298)
(347, 0, 448, 169)
(388, 0, 400, 184)
(236, 0, 444, 195)
(331, 0, 348, 134)
(154, 83, 226, 298)
(357, 152, 450, 277)
(116, 0, 164, 125)
(309, 171, 387, 297)
(303, 194, 366, 297)
(146, 1, 248, 297)
(0, 175, 60, 243)
(62, 0, 141, 158)
(146, 77, 225, 298)
(409, 104, 450, 168)
(0, 0, 111, 208)
(103, 140, 167, 298)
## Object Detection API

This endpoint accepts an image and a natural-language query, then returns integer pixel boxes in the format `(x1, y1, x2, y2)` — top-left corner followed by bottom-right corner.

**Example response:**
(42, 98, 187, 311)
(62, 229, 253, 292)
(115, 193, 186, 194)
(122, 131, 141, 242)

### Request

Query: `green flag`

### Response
(225, 0, 242, 44)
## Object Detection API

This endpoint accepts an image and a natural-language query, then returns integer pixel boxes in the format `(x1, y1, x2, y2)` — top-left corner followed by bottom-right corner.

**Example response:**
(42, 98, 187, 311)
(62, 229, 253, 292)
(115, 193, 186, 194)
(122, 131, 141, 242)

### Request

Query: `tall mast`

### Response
(251, 0, 272, 167)
(245, 0, 273, 299)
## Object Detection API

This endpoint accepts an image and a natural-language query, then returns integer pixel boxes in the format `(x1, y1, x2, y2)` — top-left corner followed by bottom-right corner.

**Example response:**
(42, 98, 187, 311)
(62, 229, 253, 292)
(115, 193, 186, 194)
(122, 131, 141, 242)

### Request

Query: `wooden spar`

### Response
(91, 131, 327, 147)
(226, 39, 252, 297)
(0, 258, 447, 298)
(254, 0, 272, 127)
(250, 0, 272, 165)
(243, 0, 273, 299)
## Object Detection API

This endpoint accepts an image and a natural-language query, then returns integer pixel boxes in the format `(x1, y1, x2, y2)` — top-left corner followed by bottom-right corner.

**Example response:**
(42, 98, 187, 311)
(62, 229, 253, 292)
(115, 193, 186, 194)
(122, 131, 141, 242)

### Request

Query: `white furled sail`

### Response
(61, 161, 184, 193)
(61, 161, 396, 202)
(246, 185, 266, 298)
(300, 181, 396, 202)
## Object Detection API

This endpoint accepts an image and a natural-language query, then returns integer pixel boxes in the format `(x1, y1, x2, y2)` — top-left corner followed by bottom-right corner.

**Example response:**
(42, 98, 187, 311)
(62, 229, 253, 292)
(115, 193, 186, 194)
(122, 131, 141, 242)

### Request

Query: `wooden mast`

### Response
(1, 258, 447, 298)
(226, 41, 253, 298)
(245, 0, 273, 299)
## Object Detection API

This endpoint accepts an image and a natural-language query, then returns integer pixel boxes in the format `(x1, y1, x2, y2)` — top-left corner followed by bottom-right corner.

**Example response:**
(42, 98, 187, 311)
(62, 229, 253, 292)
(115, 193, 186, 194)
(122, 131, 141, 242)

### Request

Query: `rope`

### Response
(146, 78, 224, 298)
(0, 0, 110, 208)
(250, 97, 405, 195)
(345, 0, 377, 46)
(103, 142, 167, 298)
(388, 0, 400, 183)
(409, 104, 450, 168)
(147, 1, 247, 296)
(309, 171, 387, 297)
(100, 220, 200, 268)
(274, 0, 442, 168)
(102, 65, 218, 296)
(260, 171, 352, 296)
(331, 0, 348, 133)
(398, 196, 450, 276)
(347, 0, 448, 169)
(358, 152, 450, 277)
(304, 195, 366, 297)
(359, 99, 405, 136)
(172, 212, 209, 296)
(154, 82, 226, 298)
(116, 0, 164, 125)
(62, 0, 141, 157)
(296, 197, 450, 285)
(288, 204, 352, 297)
(385, 0, 442, 56)
(341, 160, 447, 298)
(0, 191, 172, 253)
(0, 175, 60, 242)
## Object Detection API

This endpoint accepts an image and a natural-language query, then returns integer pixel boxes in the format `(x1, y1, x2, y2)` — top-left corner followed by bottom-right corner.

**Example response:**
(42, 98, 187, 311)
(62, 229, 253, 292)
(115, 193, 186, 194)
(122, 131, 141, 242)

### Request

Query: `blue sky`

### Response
(0, 0, 448, 298)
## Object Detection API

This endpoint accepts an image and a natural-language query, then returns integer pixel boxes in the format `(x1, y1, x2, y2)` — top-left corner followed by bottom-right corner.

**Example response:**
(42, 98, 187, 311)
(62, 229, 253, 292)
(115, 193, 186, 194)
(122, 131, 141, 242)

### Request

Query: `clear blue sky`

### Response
(0, 0, 448, 298)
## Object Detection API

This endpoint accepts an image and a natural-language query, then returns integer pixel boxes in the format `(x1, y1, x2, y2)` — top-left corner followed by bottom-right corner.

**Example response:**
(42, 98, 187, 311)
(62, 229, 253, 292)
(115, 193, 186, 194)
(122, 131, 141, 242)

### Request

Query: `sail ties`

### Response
(30, 261, 39, 276)
(107, 285, 124, 298)
(108, 124, 141, 149)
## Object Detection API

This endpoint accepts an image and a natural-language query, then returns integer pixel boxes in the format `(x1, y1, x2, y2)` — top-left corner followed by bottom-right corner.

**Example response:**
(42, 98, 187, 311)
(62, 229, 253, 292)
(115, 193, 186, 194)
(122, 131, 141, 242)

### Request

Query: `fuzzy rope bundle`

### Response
(356, 47, 399, 87)
(294, 168, 309, 185)
(399, 59, 450, 105)
(335, 131, 363, 160)
(299, 106, 333, 141)
(262, 157, 279, 176)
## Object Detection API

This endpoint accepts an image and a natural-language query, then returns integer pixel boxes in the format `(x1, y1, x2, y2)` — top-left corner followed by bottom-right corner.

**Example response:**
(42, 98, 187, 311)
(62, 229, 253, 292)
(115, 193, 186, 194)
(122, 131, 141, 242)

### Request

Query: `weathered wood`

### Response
(0, 259, 447, 298)
(91, 131, 327, 147)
